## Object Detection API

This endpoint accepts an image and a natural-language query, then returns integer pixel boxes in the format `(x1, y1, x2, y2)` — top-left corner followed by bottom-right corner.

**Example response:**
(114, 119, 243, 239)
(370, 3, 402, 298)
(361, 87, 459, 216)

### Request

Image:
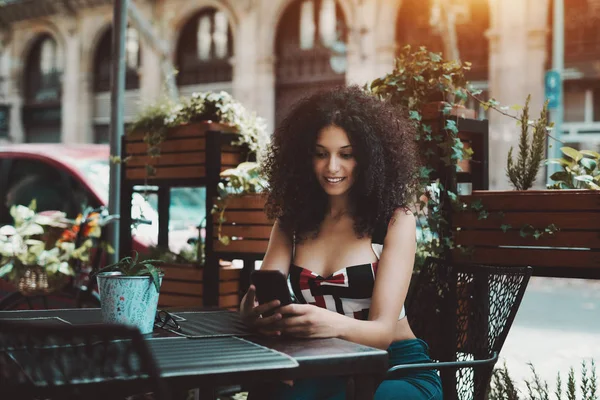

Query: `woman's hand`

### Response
(239, 285, 283, 336)
(274, 304, 340, 338)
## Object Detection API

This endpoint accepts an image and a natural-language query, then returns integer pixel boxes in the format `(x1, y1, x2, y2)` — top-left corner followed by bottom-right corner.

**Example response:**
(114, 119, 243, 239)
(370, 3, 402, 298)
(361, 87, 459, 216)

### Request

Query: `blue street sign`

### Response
(545, 70, 561, 109)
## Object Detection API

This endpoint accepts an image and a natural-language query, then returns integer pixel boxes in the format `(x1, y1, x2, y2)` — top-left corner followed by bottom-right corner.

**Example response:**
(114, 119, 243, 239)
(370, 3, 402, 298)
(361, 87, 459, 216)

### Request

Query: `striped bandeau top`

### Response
(288, 226, 407, 321)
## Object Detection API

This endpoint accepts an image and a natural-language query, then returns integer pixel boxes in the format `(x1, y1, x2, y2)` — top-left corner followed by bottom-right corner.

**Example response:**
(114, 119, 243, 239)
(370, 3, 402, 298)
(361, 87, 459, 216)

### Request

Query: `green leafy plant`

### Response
(547, 147, 600, 190)
(488, 360, 598, 400)
(213, 162, 269, 246)
(92, 252, 163, 292)
(369, 45, 472, 270)
(506, 96, 551, 190)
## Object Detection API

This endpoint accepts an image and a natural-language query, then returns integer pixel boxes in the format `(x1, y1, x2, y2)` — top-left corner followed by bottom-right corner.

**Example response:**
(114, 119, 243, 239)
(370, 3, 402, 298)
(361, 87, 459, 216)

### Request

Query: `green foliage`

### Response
(92, 252, 163, 292)
(369, 45, 473, 270)
(547, 147, 600, 190)
(489, 361, 520, 400)
(489, 360, 598, 400)
(506, 96, 550, 190)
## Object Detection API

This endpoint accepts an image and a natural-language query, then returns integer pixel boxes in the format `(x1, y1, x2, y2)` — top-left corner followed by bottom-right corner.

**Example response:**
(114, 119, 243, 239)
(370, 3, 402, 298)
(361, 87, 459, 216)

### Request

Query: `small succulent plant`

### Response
(92, 252, 163, 292)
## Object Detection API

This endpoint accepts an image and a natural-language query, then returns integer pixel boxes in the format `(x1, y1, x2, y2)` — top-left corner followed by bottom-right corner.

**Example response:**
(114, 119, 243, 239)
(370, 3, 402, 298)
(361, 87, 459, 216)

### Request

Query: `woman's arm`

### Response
(275, 208, 416, 349)
(260, 220, 294, 275)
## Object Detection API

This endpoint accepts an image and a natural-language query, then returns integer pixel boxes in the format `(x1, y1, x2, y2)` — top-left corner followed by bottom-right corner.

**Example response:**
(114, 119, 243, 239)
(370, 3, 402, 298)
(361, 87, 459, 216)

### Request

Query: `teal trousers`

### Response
(249, 338, 443, 400)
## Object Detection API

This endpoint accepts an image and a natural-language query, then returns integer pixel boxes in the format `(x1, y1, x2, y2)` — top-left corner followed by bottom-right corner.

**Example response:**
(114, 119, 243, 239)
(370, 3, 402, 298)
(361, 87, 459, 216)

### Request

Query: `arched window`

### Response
(275, 0, 348, 126)
(175, 8, 233, 86)
(23, 34, 62, 142)
(93, 26, 141, 93)
(396, 0, 489, 81)
(24, 34, 61, 103)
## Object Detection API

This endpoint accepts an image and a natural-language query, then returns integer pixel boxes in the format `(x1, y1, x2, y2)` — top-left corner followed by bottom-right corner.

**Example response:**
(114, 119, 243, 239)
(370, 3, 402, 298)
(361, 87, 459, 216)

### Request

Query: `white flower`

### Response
(0, 225, 16, 236)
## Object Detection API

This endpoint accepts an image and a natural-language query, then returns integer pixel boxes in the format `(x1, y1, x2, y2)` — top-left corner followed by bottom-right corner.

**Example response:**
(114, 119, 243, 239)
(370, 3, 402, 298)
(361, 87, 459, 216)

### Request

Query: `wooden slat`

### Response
(218, 294, 240, 308)
(460, 191, 600, 211)
(126, 138, 206, 155)
(126, 152, 206, 167)
(221, 210, 271, 225)
(127, 122, 238, 142)
(213, 239, 269, 254)
(221, 194, 268, 210)
(158, 293, 204, 307)
(454, 211, 600, 230)
(221, 152, 244, 166)
(159, 264, 242, 281)
(452, 247, 600, 269)
(160, 280, 240, 296)
(214, 225, 272, 240)
(454, 230, 600, 248)
(160, 264, 204, 281)
(161, 281, 202, 296)
(126, 165, 206, 180)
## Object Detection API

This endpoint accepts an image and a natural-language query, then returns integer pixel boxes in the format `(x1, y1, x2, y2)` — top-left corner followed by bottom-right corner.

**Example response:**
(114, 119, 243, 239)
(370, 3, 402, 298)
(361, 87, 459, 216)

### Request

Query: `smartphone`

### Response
(250, 270, 293, 316)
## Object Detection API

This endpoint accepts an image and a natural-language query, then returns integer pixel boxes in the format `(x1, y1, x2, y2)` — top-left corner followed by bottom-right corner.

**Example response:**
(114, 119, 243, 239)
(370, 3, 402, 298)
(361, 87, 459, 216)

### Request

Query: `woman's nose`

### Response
(327, 156, 339, 172)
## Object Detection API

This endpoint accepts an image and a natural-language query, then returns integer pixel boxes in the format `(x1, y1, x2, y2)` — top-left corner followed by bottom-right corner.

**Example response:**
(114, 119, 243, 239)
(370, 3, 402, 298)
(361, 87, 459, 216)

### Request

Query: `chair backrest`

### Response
(0, 320, 170, 400)
(406, 257, 532, 400)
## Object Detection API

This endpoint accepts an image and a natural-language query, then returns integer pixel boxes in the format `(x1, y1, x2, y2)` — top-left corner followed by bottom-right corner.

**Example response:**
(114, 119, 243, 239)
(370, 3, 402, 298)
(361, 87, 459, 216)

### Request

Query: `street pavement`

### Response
(500, 276, 600, 391)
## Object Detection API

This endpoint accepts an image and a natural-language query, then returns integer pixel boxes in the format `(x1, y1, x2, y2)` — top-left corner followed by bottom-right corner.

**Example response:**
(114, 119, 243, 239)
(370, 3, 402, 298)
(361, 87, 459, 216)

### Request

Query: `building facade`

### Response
(0, 0, 599, 188)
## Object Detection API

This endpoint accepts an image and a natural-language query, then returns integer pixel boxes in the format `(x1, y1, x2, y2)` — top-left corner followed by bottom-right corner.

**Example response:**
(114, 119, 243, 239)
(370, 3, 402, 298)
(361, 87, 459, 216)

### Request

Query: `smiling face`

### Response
(313, 125, 357, 198)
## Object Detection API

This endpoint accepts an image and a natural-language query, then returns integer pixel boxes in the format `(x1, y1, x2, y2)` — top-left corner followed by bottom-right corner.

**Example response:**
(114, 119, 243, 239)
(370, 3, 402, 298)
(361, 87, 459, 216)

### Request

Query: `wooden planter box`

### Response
(212, 194, 273, 255)
(124, 122, 247, 183)
(452, 190, 600, 278)
(158, 262, 241, 309)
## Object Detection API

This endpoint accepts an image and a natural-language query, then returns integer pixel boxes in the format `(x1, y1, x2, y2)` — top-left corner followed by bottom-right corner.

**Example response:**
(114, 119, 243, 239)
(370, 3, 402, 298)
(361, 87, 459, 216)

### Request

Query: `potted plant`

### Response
(123, 91, 269, 183)
(93, 252, 163, 334)
(0, 201, 107, 296)
(451, 98, 600, 277)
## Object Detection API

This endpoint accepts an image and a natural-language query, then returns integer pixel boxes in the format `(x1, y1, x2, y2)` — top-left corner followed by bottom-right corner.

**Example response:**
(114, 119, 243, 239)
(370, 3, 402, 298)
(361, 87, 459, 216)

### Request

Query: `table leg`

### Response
(346, 375, 378, 400)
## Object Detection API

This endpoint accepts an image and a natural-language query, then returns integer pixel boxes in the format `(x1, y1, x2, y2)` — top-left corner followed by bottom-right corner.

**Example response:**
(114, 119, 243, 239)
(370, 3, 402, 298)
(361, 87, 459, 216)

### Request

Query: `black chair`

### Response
(0, 320, 170, 400)
(387, 257, 532, 400)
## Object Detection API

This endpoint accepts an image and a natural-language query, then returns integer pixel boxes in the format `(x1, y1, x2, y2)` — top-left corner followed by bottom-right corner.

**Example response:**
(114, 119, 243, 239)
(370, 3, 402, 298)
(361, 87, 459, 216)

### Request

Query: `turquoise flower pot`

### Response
(97, 272, 163, 334)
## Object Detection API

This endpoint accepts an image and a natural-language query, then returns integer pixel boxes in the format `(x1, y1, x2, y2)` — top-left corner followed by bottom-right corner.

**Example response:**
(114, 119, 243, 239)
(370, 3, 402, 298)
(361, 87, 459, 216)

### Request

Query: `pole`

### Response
(107, 0, 129, 263)
(548, 0, 564, 183)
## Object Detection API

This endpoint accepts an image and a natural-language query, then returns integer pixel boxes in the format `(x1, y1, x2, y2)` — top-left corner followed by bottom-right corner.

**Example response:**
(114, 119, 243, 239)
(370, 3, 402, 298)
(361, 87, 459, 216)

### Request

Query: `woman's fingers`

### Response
(242, 285, 256, 308)
(258, 328, 282, 337)
(254, 312, 282, 327)
(253, 299, 281, 317)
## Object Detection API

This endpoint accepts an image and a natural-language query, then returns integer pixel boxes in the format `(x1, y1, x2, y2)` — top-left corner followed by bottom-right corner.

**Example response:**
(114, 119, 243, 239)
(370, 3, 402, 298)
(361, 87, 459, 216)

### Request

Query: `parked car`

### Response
(0, 144, 205, 253)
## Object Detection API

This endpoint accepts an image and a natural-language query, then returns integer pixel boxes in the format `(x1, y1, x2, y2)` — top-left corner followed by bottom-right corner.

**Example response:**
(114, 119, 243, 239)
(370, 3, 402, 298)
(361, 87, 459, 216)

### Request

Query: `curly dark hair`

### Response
(263, 85, 419, 240)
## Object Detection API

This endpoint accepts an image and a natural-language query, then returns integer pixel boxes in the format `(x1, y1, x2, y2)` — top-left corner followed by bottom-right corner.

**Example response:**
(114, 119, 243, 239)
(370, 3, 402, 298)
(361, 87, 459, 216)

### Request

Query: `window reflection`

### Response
(197, 14, 211, 61)
(300, 0, 315, 50)
(319, 0, 336, 47)
(39, 38, 57, 75)
(125, 27, 140, 70)
(213, 11, 229, 59)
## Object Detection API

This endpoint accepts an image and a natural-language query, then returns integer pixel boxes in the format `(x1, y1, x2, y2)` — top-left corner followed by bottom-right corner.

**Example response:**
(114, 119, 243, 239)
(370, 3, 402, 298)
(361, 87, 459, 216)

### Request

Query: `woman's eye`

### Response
(341, 153, 354, 159)
(315, 152, 327, 158)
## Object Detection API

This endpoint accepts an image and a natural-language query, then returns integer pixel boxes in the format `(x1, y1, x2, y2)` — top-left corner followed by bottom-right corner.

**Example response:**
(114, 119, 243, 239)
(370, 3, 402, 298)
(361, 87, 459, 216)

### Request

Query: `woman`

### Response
(240, 85, 442, 399)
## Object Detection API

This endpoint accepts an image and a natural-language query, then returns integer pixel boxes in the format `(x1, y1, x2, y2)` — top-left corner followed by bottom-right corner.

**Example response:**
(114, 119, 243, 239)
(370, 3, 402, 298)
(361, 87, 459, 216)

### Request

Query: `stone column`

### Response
(6, 30, 24, 143)
(231, 5, 259, 111)
(138, 0, 164, 104)
(487, 0, 531, 189)
(61, 20, 82, 143)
